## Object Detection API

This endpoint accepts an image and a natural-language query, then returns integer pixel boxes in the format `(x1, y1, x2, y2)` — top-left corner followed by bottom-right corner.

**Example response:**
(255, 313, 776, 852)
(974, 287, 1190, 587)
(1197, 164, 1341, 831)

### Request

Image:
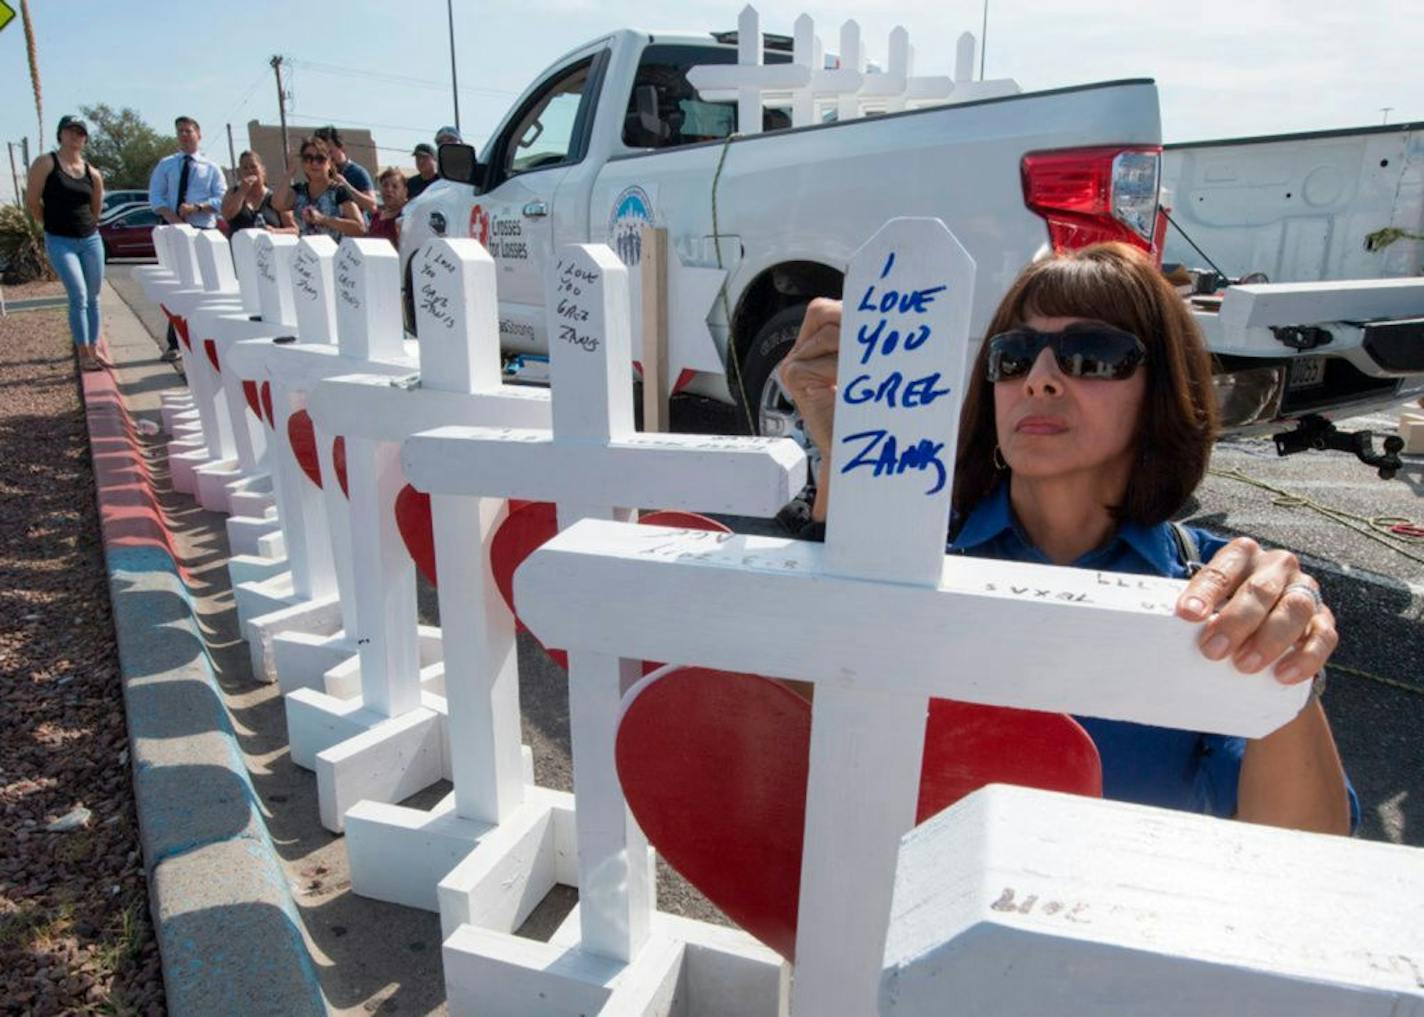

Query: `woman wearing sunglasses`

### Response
(272, 136, 365, 240)
(779, 242, 1355, 835)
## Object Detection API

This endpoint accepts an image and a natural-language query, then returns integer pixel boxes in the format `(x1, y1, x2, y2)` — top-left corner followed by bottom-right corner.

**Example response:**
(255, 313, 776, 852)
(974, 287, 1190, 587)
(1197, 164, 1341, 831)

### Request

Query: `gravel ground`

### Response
(0, 310, 165, 1016)
(2, 279, 66, 300)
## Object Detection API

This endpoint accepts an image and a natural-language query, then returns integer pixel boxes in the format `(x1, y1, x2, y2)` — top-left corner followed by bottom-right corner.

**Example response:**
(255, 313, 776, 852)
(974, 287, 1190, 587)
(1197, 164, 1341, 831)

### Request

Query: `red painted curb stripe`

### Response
(80, 365, 195, 585)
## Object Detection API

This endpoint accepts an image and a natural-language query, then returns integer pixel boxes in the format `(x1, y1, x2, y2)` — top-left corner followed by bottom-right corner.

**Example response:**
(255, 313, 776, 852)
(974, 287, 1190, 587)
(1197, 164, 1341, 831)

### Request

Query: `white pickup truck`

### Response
(400, 24, 1424, 475)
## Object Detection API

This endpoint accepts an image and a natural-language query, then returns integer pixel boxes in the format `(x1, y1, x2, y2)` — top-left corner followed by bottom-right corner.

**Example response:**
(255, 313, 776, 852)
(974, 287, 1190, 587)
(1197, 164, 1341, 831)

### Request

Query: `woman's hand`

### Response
(1176, 538, 1337, 682)
(778, 298, 844, 456)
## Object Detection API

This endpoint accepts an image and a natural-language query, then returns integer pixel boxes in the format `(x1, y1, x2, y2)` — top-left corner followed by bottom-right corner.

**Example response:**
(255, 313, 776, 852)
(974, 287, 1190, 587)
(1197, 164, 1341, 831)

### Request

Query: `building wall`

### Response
(245, 121, 385, 183)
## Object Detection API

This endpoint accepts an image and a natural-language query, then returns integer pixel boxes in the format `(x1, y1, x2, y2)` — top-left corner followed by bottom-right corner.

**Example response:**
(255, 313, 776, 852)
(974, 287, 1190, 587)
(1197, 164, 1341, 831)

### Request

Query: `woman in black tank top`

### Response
(25, 115, 107, 370)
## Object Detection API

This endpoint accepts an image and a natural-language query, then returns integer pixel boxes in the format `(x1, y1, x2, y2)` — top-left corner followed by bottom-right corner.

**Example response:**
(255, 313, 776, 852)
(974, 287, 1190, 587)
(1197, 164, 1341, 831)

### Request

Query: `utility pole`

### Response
(271, 55, 290, 168)
(979, 0, 988, 80)
(20, 136, 31, 172)
(446, 0, 461, 133)
(1381, 107, 1394, 125)
(7, 142, 21, 207)
(226, 122, 238, 180)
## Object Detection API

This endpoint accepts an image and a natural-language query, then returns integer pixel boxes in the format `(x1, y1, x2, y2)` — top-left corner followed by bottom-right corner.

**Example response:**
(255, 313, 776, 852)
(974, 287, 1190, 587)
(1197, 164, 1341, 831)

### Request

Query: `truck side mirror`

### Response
(438, 143, 484, 188)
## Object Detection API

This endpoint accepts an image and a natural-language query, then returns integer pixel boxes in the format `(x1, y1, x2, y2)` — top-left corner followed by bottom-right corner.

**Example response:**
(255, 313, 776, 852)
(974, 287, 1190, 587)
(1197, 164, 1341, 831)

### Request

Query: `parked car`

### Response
(99, 205, 161, 260)
(101, 189, 149, 218)
(99, 200, 150, 226)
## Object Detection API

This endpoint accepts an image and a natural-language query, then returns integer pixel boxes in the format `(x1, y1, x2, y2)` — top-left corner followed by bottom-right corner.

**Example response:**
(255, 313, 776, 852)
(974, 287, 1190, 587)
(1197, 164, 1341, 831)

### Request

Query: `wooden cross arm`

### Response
(513, 521, 1311, 739)
(808, 68, 865, 94)
(401, 426, 806, 519)
(224, 337, 419, 388)
(881, 784, 1424, 1012)
(308, 375, 551, 440)
(686, 65, 812, 93)
(186, 311, 288, 343)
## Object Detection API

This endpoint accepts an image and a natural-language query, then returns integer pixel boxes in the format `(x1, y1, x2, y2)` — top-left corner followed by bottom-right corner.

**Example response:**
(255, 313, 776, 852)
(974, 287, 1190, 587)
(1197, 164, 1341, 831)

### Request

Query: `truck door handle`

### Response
(522, 201, 549, 218)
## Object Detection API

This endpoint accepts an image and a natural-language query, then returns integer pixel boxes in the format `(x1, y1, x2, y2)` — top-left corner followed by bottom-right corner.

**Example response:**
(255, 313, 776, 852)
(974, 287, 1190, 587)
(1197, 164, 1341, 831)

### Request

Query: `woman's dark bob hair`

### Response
(953, 242, 1219, 526)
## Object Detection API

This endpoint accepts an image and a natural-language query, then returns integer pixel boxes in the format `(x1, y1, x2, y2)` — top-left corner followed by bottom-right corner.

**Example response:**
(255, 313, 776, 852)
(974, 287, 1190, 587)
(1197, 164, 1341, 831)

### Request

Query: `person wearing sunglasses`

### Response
(778, 242, 1355, 836)
(272, 136, 366, 241)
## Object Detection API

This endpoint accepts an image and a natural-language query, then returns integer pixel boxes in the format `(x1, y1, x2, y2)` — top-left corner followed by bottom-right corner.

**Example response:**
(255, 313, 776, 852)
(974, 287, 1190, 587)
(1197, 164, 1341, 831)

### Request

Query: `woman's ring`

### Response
(1284, 582, 1323, 608)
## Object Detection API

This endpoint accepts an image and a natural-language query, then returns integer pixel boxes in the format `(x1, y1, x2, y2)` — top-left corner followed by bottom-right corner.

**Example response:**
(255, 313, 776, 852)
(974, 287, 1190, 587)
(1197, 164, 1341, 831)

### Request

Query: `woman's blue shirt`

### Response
(951, 482, 1358, 829)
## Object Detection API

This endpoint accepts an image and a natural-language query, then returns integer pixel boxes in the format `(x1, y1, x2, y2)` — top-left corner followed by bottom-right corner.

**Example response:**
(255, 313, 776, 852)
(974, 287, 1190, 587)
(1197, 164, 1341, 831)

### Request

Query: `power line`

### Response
(283, 56, 516, 99)
(224, 68, 271, 123)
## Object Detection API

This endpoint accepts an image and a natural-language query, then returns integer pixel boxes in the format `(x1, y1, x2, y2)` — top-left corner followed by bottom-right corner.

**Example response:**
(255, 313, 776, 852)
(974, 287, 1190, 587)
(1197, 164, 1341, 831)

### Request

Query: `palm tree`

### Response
(21, 0, 43, 145)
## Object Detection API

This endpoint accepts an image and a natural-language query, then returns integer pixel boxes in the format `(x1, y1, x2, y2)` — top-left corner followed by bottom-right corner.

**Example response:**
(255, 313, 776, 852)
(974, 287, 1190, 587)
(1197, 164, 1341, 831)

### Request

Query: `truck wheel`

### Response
(738, 304, 808, 440)
(738, 304, 822, 511)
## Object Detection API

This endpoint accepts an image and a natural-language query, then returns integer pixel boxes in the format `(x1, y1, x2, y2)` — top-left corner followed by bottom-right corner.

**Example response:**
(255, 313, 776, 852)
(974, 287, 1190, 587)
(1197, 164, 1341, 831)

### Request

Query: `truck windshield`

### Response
(624, 43, 793, 150)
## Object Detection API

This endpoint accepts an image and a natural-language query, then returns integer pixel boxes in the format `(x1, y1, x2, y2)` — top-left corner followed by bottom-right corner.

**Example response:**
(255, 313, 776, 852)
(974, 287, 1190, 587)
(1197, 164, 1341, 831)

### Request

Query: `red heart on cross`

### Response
(615, 666, 1102, 961)
(332, 437, 349, 498)
(287, 409, 322, 488)
(392, 488, 541, 588)
(489, 502, 730, 670)
(242, 381, 263, 420)
(395, 485, 436, 584)
(203, 339, 221, 374)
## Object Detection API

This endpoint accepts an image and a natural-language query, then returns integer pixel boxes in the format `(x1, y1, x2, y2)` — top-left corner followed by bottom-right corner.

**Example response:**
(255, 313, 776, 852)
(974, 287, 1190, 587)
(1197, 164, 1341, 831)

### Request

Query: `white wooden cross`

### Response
(686, 5, 809, 136)
(185, 231, 301, 534)
(142, 227, 247, 497)
(318, 239, 553, 878)
(295, 238, 552, 834)
(512, 218, 1312, 1015)
(227, 238, 421, 688)
(880, 783, 1424, 1014)
(180, 231, 274, 514)
(939, 31, 1020, 105)
(399, 243, 805, 1009)
(200, 233, 311, 587)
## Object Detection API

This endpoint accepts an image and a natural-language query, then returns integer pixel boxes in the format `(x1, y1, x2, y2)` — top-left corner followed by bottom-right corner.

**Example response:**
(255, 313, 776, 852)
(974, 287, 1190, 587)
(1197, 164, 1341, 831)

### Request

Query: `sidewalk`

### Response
(96, 274, 447, 1015)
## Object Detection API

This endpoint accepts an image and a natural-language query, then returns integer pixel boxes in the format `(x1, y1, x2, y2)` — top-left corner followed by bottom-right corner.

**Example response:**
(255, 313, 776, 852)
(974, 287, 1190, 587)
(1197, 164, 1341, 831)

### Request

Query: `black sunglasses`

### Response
(985, 323, 1147, 382)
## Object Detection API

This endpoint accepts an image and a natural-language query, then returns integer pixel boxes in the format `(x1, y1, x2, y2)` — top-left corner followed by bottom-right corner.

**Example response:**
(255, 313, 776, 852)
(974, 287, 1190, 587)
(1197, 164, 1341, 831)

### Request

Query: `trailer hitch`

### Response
(1272, 413, 1404, 480)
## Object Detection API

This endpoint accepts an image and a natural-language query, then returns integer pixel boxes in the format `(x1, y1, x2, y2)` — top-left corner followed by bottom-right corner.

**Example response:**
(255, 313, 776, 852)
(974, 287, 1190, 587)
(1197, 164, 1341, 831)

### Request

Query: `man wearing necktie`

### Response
(148, 116, 228, 359)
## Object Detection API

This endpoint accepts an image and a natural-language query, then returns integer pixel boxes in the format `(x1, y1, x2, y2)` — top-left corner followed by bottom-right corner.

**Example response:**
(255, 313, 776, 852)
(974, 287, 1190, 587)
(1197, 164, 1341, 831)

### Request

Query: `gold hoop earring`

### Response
(993, 445, 1008, 471)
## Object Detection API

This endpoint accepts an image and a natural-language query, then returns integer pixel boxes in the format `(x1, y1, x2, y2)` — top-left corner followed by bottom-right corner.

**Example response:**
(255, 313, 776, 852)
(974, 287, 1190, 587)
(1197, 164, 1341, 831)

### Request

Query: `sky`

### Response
(2, 0, 1420, 204)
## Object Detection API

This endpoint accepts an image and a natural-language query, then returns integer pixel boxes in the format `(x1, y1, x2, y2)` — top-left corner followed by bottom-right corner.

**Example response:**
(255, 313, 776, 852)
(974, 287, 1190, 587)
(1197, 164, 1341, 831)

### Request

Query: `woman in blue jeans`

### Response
(25, 114, 106, 371)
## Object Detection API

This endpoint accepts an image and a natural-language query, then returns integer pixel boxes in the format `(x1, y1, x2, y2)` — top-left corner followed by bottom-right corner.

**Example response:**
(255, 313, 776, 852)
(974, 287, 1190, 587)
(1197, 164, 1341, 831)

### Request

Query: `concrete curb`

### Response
(80, 357, 328, 1016)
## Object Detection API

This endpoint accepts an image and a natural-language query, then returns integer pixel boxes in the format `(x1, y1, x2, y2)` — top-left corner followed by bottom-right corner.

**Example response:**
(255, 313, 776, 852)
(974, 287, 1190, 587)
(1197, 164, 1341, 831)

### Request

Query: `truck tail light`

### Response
(1021, 146, 1163, 262)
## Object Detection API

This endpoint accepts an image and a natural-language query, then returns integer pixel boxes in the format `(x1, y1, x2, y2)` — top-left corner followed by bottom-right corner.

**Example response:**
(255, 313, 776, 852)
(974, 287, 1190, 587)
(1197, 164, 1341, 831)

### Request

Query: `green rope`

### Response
(1204, 464, 1424, 696)
(1207, 465, 1424, 566)
(1329, 662, 1424, 697)
(710, 132, 758, 435)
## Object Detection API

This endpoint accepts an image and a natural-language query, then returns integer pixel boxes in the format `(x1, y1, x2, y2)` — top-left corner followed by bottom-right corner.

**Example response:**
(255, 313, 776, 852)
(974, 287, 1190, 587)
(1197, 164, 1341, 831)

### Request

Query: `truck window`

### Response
(502, 59, 594, 177)
(623, 44, 793, 150)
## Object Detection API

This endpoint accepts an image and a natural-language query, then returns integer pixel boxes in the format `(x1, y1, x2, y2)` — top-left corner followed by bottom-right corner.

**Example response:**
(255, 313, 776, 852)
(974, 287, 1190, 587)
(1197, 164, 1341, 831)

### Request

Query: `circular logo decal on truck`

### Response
(608, 185, 653, 266)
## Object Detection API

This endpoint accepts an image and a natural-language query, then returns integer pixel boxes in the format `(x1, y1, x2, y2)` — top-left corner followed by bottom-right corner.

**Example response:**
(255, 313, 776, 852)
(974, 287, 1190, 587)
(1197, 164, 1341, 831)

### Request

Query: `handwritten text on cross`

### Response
(841, 251, 952, 494)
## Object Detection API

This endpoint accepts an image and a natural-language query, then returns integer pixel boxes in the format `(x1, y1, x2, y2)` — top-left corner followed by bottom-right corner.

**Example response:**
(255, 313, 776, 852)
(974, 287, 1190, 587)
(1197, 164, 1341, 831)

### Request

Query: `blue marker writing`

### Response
(840, 429, 948, 495)
(842, 371, 952, 408)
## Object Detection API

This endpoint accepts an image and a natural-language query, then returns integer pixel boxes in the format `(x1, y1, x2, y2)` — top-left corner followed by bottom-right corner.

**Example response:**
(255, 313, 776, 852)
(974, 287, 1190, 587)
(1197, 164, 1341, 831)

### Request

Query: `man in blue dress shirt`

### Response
(148, 116, 228, 360)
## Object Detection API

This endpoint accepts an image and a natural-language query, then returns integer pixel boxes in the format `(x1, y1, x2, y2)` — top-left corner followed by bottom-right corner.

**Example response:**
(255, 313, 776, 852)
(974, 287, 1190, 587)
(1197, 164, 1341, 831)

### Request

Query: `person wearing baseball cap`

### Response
(407, 142, 439, 199)
(24, 115, 106, 371)
(434, 126, 462, 146)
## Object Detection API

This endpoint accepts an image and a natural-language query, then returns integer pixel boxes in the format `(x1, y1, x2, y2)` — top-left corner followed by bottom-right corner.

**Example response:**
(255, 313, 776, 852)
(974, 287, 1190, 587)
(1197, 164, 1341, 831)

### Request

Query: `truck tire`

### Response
(738, 303, 808, 440)
(738, 304, 821, 526)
